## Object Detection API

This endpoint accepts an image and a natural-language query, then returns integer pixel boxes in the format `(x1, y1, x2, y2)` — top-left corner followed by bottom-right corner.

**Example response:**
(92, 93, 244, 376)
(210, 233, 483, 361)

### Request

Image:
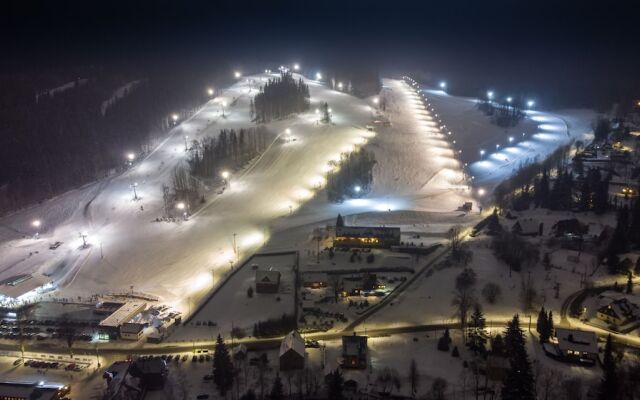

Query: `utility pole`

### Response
(316, 235, 321, 264)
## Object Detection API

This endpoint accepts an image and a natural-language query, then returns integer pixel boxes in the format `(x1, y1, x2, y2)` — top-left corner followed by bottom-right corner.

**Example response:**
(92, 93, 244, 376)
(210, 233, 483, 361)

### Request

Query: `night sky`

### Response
(4, 0, 639, 108)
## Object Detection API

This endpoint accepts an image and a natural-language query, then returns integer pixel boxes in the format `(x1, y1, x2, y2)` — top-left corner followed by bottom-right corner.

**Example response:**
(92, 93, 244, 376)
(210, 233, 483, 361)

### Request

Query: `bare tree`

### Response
(447, 225, 464, 255)
(377, 367, 401, 394)
(453, 286, 475, 335)
(520, 273, 537, 311)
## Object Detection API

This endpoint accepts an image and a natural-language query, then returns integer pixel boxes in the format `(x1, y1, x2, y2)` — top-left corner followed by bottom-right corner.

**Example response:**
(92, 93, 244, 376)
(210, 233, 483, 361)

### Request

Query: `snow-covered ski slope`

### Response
(421, 87, 595, 191)
(0, 74, 594, 314)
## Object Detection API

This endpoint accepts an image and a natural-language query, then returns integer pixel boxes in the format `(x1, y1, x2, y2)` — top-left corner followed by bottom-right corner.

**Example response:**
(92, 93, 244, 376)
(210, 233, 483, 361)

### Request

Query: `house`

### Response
(512, 218, 543, 236)
(555, 328, 598, 364)
(334, 225, 401, 248)
(129, 357, 168, 390)
(255, 269, 281, 293)
(120, 323, 145, 341)
(341, 277, 363, 297)
(552, 219, 589, 238)
(303, 272, 328, 288)
(597, 298, 640, 327)
(342, 333, 368, 369)
(279, 331, 305, 371)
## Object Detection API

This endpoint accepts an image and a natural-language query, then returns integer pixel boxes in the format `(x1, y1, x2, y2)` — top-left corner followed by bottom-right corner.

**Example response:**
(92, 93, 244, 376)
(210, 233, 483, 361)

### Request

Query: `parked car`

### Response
(49, 241, 63, 250)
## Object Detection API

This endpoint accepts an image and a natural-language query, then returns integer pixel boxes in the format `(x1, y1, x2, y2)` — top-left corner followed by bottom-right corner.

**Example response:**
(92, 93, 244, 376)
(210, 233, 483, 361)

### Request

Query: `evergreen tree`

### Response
(534, 169, 550, 207)
(501, 315, 536, 400)
(213, 334, 234, 396)
(240, 390, 257, 400)
(322, 102, 331, 123)
(629, 199, 640, 248)
(547, 310, 554, 338)
(326, 369, 344, 400)
(627, 272, 633, 294)
(336, 214, 345, 227)
(270, 373, 284, 400)
(607, 206, 630, 268)
(470, 303, 486, 329)
(593, 176, 610, 215)
(491, 334, 505, 355)
(536, 306, 549, 343)
(599, 334, 618, 400)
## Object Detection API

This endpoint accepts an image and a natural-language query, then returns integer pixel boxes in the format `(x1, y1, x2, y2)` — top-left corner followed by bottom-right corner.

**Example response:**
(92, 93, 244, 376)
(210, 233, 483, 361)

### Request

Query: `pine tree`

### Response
(322, 102, 331, 123)
(629, 199, 640, 248)
(336, 214, 345, 227)
(213, 334, 234, 396)
(599, 334, 618, 400)
(627, 272, 633, 294)
(536, 306, 549, 343)
(501, 315, 536, 400)
(326, 369, 344, 400)
(470, 303, 486, 330)
(270, 373, 284, 400)
(607, 206, 630, 267)
(547, 310, 554, 338)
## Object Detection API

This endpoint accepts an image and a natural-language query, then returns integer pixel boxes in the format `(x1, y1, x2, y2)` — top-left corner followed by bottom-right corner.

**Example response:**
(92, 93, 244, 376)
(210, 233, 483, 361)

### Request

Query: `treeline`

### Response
(252, 72, 309, 123)
(188, 127, 270, 178)
(478, 100, 524, 127)
(0, 65, 229, 214)
(326, 149, 376, 203)
(252, 314, 296, 338)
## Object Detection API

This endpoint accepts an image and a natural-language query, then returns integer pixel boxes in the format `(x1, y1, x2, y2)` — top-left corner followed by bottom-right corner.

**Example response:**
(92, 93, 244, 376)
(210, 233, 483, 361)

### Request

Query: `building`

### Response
(279, 331, 305, 371)
(255, 270, 281, 293)
(342, 333, 368, 369)
(597, 298, 640, 327)
(98, 301, 147, 337)
(0, 273, 53, 304)
(129, 358, 168, 390)
(340, 274, 381, 297)
(555, 328, 598, 364)
(120, 323, 145, 341)
(303, 272, 327, 288)
(512, 218, 543, 236)
(334, 226, 401, 248)
(0, 382, 70, 400)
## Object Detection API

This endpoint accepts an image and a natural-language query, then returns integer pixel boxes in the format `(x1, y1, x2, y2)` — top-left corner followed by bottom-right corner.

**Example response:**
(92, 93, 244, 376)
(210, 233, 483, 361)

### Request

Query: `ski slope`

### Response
(0, 74, 594, 318)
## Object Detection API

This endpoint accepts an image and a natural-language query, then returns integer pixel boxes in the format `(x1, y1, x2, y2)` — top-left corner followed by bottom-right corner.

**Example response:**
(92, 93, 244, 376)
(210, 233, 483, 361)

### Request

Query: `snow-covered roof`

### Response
(279, 330, 305, 358)
(512, 218, 540, 234)
(256, 270, 281, 284)
(99, 301, 147, 328)
(597, 298, 640, 322)
(0, 273, 50, 299)
(336, 226, 400, 240)
(555, 328, 597, 354)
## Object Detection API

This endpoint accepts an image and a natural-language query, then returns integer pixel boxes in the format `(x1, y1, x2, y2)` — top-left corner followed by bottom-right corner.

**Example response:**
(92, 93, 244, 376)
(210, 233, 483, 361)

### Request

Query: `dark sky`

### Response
(4, 0, 639, 108)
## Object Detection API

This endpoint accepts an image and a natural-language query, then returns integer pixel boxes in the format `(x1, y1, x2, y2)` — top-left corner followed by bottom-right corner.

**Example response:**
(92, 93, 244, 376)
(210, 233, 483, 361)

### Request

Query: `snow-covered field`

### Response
(0, 74, 594, 326)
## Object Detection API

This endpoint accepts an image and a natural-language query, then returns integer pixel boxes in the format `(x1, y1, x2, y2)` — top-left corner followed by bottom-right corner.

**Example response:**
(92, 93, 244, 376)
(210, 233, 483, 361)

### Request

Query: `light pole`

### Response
(221, 170, 230, 188)
(486, 91, 494, 101)
(171, 114, 179, 124)
(126, 152, 135, 166)
(207, 88, 214, 96)
(221, 101, 227, 117)
(315, 72, 322, 80)
(232, 233, 237, 258)
(32, 219, 41, 239)
(527, 100, 535, 109)
(131, 182, 139, 200)
(176, 202, 187, 220)
(184, 135, 189, 151)
(439, 81, 447, 91)
(79, 232, 89, 248)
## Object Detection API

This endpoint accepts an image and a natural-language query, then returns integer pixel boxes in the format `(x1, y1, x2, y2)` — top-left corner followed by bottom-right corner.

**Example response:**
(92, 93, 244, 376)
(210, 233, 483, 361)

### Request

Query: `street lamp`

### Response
(171, 114, 179, 124)
(478, 188, 486, 197)
(176, 202, 188, 220)
(439, 81, 447, 90)
(221, 100, 227, 117)
(487, 91, 494, 100)
(285, 128, 291, 135)
(506, 97, 513, 103)
(480, 149, 485, 158)
(79, 232, 89, 248)
(207, 88, 214, 96)
(131, 182, 139, 200)
(508, 136, 514, 143)
(221, 170, 230, 187)
(315, 72, 322, 80)
(372, 97, 379, 105)
(184, 135, 189, 151)
(234, 71, 241, 79)
(496, 144, 500, 149)
(527, 100, 535, 109)
(32, 220, 41, 238)
(293, 63, 300, 71)
(337, 82, 343, 90)
(126, 152, 135, 163)
(354, 185, 361, 193)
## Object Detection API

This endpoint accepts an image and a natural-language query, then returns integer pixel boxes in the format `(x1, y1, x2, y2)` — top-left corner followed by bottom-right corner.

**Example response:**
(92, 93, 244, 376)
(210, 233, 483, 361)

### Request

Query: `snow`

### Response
(421, 86, 595, 191)
(0, 74, 595, 336)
